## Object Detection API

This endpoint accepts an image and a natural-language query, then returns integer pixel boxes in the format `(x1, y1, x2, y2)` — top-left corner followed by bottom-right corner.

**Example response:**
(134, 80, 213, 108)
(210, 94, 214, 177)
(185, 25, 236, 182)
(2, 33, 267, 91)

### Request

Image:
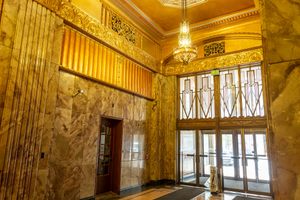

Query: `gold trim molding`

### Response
(164, 47, 263, 75)
(33, 0, 158, 71)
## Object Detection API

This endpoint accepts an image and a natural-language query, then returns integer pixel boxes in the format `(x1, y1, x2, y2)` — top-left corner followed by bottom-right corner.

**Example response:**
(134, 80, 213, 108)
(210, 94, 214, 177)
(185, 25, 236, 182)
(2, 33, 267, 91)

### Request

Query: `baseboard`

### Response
(80, 196, 95, 200)
(144, 179, 176, 187)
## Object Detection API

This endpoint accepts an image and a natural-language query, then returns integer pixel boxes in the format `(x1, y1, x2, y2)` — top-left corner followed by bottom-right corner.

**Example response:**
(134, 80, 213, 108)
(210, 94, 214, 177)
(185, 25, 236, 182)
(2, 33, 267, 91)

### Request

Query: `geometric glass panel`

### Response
(180, 76, 196, 119)
(197, 74, 215, 119)
(240, 65, 265, 117)
(220, 69, 241, 118)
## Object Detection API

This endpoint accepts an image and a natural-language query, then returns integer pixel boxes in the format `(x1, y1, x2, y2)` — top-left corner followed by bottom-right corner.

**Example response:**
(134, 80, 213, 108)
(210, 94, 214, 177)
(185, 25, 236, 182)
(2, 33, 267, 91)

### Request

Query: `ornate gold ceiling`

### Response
(111, 0, 255, 34)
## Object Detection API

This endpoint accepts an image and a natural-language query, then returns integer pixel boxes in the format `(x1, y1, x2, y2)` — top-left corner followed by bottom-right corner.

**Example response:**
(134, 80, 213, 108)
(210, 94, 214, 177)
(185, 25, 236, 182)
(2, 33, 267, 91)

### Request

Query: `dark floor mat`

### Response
(155, 187, 204, 200)
(233, 196, 269, 200)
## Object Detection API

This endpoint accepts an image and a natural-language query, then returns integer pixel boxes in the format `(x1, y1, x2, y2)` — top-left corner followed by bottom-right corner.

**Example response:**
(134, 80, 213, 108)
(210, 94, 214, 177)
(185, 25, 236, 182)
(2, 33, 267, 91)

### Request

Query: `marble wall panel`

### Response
(262, 0, 300, 199)
(267, 61, 300, 200)
(262, 0, 300, 64)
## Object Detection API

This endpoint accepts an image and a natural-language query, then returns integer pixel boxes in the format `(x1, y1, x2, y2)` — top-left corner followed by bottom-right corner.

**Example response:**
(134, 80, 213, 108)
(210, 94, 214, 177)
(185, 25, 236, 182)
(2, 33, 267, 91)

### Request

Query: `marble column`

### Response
(261, 0, 300, 199)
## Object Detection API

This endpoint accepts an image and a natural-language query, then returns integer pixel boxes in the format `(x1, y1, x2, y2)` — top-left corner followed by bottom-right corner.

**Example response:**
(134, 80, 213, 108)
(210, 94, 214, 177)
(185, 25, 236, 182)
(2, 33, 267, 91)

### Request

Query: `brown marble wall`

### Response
(262, 0, 300, 199)
(0, 0, 63, 199)
(48, 71, 152, 199)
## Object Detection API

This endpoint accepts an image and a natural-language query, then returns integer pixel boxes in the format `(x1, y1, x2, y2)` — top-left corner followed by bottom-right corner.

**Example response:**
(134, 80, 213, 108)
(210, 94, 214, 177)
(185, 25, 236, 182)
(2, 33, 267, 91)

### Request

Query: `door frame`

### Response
(94, 116, 123, 195)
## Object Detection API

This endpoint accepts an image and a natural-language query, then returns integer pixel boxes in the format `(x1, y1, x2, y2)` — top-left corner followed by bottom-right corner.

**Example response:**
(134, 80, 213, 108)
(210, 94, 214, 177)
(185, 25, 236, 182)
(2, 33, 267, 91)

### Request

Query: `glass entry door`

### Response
(199, 131, 216, 185)
(179, 129, 271, 195)
(179, 130, 216, 186)
(244, 130, 271, 193)
(179, 130, 197, 183)
(221, 129, 271, 194)
(221, 130, 244, 191)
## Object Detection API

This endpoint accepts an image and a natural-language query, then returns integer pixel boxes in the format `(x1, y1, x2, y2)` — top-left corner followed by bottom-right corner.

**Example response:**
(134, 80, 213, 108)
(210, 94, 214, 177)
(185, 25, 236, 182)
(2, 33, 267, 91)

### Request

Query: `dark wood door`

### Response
(96, 118, 122, 195)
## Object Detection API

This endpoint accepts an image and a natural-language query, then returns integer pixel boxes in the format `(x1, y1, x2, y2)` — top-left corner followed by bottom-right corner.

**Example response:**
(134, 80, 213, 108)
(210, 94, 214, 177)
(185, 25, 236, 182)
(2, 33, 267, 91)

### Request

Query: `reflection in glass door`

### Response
(179, 130, 216, 186)
(199, 131, 216, 185)
(221, 129, 271, 194)
(180, 131, 196, 184)
(221, 130, 244, 191)
(245, 129, 270, 193)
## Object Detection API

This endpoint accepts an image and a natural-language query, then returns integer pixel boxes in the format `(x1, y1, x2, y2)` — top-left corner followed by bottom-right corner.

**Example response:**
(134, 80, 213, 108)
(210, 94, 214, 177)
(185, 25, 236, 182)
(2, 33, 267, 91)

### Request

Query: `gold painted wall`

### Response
(262, 0, 300, 199)
(61, 26, 153, 99)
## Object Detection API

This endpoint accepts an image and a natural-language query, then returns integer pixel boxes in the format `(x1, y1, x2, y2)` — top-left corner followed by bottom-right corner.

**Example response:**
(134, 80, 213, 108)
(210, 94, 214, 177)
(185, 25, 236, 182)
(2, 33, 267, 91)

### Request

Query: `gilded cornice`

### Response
(164, 47, 263, 75)
(33, 0, 158, 71)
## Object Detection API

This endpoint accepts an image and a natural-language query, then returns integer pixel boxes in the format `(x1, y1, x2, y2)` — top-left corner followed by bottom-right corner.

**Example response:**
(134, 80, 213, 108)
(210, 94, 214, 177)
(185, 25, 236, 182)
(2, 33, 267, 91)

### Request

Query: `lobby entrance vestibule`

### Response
(177, 63, 271, 195)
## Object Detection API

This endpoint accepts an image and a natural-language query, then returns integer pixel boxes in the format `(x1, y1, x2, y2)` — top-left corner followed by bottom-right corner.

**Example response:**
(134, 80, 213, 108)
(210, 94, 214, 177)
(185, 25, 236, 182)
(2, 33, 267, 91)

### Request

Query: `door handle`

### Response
(199, 154, 208, 157)
(186, 154, 195, 157)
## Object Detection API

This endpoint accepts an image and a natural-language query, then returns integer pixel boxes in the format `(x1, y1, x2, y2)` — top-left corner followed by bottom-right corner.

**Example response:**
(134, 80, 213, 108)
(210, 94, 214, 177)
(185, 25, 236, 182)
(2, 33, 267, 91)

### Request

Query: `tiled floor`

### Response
(96, 186, 273, 200)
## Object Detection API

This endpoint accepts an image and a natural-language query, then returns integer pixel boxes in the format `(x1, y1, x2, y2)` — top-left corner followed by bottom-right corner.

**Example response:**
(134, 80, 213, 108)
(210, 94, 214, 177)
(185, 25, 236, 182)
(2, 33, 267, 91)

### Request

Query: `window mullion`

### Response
(238, 65, 243, 117)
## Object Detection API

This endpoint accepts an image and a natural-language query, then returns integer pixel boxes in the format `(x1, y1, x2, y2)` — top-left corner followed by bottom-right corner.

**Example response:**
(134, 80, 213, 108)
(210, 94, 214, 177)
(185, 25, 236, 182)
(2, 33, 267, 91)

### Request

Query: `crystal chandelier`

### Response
(173, 0, 198, 65)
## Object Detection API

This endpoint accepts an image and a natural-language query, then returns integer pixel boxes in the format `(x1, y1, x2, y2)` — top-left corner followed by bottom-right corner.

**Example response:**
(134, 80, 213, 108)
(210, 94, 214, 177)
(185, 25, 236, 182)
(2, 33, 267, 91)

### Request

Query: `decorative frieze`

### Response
(204, 42, 225, 57)
(164, 47, 263, 75)
(111, 13, 136, 44)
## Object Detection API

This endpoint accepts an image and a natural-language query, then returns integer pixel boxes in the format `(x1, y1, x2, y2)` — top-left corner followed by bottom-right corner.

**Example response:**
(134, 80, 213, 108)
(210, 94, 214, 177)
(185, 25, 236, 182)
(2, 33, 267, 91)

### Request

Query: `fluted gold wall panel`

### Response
(61, 27, 153, 99)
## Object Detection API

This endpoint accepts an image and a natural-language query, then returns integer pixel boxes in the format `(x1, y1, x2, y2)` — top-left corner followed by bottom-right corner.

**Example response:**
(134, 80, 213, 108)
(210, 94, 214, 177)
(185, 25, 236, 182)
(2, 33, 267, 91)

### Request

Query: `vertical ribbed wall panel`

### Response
(0, 0, 59, 199)
(61, 27, 154, 99)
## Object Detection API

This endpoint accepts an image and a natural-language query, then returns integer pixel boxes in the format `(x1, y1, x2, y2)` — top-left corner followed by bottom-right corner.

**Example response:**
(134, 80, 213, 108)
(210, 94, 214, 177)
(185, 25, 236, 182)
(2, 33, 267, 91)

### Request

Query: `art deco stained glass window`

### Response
(180, 76, 196, 119)
(197, 74, 214, 118)
(240, 65, 264, 117)
(220, 69, 241, 118)
(179, 63, 265, 120)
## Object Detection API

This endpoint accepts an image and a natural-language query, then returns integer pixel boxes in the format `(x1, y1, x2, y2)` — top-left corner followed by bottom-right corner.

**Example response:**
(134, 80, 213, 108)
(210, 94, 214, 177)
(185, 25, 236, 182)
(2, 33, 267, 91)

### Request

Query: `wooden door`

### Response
(96, 118, 122, 195)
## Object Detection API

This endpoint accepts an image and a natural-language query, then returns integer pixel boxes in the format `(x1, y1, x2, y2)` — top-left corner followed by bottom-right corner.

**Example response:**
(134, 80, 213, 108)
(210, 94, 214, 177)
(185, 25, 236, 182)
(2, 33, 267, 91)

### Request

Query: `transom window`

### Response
(179, 63, 264, 119)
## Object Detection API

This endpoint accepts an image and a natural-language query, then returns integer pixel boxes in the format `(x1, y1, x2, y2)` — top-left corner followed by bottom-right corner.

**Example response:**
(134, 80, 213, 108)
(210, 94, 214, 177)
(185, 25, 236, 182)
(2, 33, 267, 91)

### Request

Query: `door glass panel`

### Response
(221, 130, 244, 191)
(199, 130, 216, 186)
(245, 129, 270, 193)
(98, 120, 112, 175)
(180, 131, 196, 183)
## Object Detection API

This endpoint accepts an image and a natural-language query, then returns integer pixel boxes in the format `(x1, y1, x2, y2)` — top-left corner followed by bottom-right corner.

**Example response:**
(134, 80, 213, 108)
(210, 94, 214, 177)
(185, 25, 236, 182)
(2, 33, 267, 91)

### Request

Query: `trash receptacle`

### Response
(210, 166, 218, 194)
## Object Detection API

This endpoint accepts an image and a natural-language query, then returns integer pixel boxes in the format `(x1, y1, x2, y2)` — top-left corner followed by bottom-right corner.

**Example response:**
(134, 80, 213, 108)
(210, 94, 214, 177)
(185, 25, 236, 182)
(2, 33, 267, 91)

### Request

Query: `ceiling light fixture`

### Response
(173, 0, 198, 65)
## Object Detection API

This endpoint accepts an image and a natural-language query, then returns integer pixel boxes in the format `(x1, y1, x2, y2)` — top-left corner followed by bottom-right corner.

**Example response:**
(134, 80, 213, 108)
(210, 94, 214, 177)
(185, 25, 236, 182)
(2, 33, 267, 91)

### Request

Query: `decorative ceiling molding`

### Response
(113, 0, 260, 39)
(165, 8, 260, 36)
